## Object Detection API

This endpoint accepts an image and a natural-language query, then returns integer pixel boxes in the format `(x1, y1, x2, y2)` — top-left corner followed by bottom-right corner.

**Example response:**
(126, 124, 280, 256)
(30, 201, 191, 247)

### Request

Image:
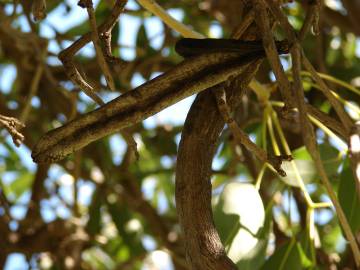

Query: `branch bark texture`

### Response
(32, 47, 279, 163)
(175, 62, 262, 269)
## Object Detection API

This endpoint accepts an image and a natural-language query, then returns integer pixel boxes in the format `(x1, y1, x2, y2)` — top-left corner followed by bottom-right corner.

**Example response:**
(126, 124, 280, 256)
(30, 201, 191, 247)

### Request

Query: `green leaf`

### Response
(107, 200, 145, 255)
(292, 146, 312, 160)
(318, 144, 341, 177)
(65, 20, 90, 37)
(236, 239, 268, 270)
(296, 242, 313, 268)
(338, 159, 360, 233)
(298, 230, 316, 267)
(4, 172, 33, 201)
(322, 224, 342, 252)
(281, 159, 316, 186)
(134, 23, 158, 79)
(281, 144, 341, 187)
(136, 23, 149, 58)
(261, 239, 302, 270)
(142, 128, 178, 157)
(46, 0, 63, 13)
(3, 141, 23, 171)
(212, 174, 229, 190)
(157, 173, 176, 210)
(214, 183, 266, 267)
(86, 189, 103, 236)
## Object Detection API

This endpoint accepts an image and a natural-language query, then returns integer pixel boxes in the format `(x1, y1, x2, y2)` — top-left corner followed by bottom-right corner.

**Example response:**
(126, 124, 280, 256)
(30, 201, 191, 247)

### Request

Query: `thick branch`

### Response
(175, 61, 262, 269)
(33, 47, 284, 163)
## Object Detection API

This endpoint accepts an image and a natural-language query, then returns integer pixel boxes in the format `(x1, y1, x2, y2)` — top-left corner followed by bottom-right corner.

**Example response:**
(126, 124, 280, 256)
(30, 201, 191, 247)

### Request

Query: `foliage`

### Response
(0, 0, 360, 269)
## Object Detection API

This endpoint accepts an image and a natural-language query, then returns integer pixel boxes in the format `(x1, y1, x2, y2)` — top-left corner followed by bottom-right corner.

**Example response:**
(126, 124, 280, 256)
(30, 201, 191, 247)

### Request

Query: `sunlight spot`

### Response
(330, 37, 340, 49)
(145, 250, 172, 269)
(59, 173, 74, 186)
(64, 256, 75, 268)
(350, 133, 360, 153)
(90, 167, 104, 184)
(40, 253, 53, 269)
(126, 218, 142, 232)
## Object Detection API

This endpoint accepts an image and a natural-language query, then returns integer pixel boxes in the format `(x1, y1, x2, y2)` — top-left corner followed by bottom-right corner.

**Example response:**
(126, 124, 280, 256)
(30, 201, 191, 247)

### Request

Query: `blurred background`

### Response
(1, 0, 360, 269)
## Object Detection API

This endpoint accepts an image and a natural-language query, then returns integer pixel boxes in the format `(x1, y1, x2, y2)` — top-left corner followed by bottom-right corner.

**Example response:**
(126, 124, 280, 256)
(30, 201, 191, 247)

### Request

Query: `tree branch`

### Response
(175, 61, 263, 269)
(33, 46, 288, 163)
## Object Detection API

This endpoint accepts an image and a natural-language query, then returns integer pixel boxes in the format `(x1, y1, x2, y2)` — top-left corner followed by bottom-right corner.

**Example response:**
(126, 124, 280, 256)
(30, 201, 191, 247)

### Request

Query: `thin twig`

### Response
(231, 9, 255, 39)
(60, 0, 127, 57)
(257, 1, 360, 256)
(291, 43, 360, 267)
(265, 1, 352, 132)
(31, 0, 46, 21)
(0, 114, 25, 147)
(305, 104, 347, 140)
(73, 151, 81, 217)
(215, 8, 293, 175)
(11, 0, 19, 19)
(61, 60, 104, 105)
(213, 87, 291, 176)
(20, 48, 47, 123)
(266, 0, 352, 132)
(78, 0, 116, 91)
(120, 129, 139, 160)
(301, 53, 353, 132)
(100, 30, 123, 64)
(299, 0, 320, 40)
(136, 0, 204, 38)
(266, 0, 297, 43)
(253, 0, 294, 109)
(269, 108, 314, 206)
(58, 0, 127, 104)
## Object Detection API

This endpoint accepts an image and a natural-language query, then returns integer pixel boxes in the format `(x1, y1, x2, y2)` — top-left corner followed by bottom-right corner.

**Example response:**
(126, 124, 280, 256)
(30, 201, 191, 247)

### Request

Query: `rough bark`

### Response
(175, 62, 262, 269)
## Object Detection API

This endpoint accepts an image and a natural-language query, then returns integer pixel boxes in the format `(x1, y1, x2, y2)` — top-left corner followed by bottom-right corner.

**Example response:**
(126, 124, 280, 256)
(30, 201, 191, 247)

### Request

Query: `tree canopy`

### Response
(1, 0, 360, 269)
